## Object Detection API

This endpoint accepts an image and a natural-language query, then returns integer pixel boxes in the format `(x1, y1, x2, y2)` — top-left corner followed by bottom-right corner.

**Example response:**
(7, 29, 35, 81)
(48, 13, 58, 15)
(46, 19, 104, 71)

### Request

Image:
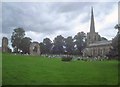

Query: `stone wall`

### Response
(29, 42, 41, 55)
(83, 44, 112, 57)
(2, 37, 8, 52)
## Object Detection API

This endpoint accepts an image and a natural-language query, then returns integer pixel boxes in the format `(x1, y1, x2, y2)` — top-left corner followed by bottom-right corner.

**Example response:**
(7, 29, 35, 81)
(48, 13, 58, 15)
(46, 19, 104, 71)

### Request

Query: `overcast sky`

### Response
(1, 1, 119, 47)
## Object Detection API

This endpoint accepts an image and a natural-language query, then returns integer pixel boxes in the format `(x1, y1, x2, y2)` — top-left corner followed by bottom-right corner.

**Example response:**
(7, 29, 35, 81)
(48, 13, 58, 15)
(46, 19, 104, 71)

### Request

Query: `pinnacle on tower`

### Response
(90, 7, 95, 33)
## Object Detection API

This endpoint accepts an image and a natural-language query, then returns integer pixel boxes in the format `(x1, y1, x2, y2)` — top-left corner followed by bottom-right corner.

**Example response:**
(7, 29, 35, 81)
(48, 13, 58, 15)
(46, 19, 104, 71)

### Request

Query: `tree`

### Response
(43, 38, 52, 54)
(107, 24, 120, 59)
(107, 34, 119, 59)
(20, 37, 32, 54)
(74, 32, 86, 55)
(11, 28, 25, 53)
(114, 24, 120, 57)
(8, 47, 12, 53)
(64, 36, 74, 55)
(39, 42, 45, 54)
(115, 24, 120, 32)
(52, 35, 65, 54)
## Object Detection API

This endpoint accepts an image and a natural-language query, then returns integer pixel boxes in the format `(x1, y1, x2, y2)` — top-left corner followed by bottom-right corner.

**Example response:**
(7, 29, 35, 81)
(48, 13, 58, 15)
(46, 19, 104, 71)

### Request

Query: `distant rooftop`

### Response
(88, 40, 112, 47)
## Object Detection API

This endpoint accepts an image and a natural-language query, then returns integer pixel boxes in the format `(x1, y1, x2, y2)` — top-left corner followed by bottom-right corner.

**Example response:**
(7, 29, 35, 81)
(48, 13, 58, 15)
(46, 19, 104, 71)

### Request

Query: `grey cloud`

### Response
(2, 2, 117, 39)
(50, 2, 95, 13)
(2, 2, 72, 34)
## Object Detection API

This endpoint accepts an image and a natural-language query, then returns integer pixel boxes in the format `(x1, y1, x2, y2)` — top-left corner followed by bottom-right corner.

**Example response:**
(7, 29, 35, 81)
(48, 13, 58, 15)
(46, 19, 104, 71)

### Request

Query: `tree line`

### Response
(107, 24, 120, 58)
(10, 24, 120, 57)
(11, 28, 87, 55)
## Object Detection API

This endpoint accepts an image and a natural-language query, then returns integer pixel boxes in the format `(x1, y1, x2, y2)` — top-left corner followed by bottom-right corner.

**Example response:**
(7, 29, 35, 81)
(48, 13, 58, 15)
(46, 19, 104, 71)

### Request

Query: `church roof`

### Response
(88, 40, 112, 47)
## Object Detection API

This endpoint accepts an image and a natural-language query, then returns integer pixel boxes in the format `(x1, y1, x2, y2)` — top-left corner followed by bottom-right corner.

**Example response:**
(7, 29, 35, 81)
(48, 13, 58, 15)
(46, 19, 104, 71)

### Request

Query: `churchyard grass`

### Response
(0, 52, 2, 86)
(2, 53, 118, 85)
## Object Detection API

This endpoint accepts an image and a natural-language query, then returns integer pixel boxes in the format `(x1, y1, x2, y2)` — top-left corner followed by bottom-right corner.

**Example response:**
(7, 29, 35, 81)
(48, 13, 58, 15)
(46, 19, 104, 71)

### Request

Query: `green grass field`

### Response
(0, 52, 2, 86)
(2, 53, 118, 85)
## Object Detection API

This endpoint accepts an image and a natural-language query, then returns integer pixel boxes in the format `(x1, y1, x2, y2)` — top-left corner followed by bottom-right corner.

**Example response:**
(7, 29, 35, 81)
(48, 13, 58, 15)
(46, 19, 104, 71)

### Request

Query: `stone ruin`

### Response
(29, 42, 41, 55)
(2, 37, 8, 52)
(1, 37, 40, 55)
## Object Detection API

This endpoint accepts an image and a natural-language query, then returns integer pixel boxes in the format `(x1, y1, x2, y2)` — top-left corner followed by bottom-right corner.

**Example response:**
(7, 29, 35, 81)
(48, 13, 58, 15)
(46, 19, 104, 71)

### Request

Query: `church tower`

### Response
(87, 7, 101, 46)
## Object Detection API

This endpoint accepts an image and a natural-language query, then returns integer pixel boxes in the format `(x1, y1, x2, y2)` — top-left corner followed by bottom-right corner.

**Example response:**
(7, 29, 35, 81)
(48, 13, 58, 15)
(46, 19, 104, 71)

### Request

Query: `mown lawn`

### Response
(2, 53, 118, 85)
(0, 52, 2, 86)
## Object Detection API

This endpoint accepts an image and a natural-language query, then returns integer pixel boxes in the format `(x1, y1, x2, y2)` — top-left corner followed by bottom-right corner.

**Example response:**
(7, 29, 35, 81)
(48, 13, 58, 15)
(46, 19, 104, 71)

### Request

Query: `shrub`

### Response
(61, 55, 72, 62)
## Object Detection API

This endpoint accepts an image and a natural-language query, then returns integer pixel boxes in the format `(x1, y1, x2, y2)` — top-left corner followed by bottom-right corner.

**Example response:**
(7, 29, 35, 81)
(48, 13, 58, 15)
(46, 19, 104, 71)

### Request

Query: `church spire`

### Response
(90, 7, 95, 33)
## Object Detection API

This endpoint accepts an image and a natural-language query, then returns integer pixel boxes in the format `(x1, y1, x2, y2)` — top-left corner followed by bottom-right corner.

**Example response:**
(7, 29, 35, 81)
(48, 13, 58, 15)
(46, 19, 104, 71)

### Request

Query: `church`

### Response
(83, 7, 113, 57)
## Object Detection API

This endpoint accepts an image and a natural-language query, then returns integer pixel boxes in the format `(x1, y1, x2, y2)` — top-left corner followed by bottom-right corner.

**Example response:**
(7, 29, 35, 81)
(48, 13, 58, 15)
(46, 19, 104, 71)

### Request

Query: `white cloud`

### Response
(2, 0, 120, 2)
(70, 12, 89, 33)
(25, 31, 43, 42)
(95, 4, 118, 40)
(1, 2, 118, 48)
(25, 31, 56, 43)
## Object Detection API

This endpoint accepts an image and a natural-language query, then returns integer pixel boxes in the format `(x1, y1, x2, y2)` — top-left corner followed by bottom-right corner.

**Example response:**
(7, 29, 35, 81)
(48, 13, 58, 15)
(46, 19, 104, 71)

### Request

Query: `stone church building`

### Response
(83, 7, 113, 57)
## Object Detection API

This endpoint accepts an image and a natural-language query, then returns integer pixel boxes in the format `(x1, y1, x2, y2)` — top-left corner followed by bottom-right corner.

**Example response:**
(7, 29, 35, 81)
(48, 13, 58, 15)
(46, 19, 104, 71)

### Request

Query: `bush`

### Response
(61, 55, 72, 62)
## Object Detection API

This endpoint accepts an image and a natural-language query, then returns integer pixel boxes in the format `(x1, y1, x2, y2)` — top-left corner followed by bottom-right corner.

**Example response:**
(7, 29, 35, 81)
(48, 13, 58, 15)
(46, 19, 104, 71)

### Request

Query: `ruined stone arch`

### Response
(29, 42, 40, 55)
